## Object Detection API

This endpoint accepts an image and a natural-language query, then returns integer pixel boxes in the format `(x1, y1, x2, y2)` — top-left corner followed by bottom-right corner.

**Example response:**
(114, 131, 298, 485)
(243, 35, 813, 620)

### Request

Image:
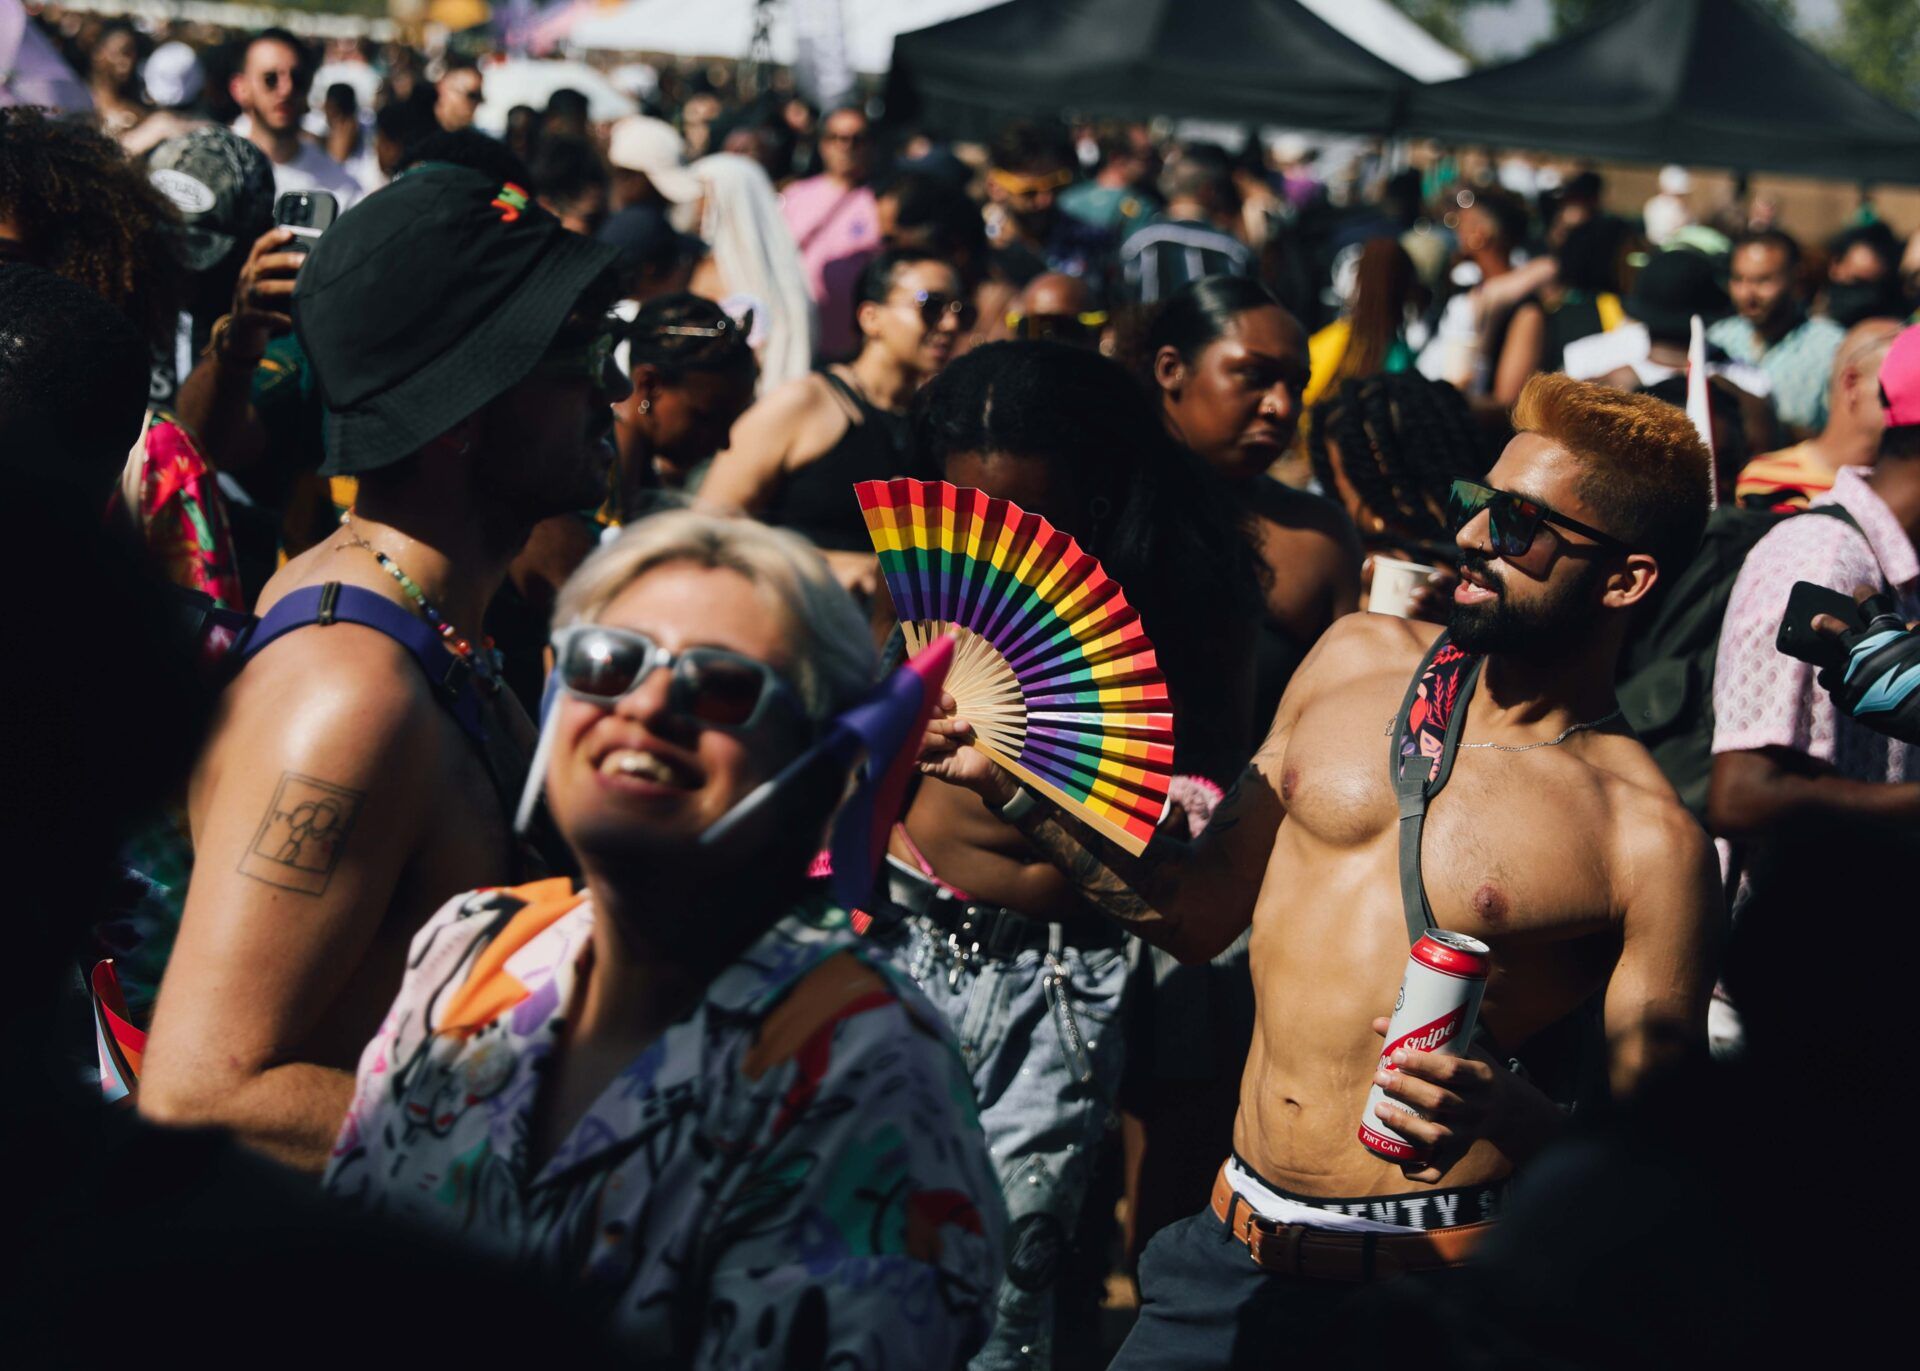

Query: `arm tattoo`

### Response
(237, 771, 365, 895)
(1011, 807, 1181, 935)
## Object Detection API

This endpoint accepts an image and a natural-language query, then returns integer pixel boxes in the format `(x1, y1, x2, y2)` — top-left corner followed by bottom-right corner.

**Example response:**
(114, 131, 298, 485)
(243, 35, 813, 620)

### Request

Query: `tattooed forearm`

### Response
(1005, 756, 1280, 959)
(237, 771, 364, 895)
(1010, 806, 1185, 942)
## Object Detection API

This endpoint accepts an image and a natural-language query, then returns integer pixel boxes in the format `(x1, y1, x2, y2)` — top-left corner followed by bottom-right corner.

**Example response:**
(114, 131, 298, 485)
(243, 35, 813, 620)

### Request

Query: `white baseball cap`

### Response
(607, 116, 699, 204)
(1658, 164, 1692, 196)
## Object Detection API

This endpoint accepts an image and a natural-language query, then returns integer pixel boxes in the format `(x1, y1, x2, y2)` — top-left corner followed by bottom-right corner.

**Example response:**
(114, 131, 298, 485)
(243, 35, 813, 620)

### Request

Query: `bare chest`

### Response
(1274, 685, 1617, 942)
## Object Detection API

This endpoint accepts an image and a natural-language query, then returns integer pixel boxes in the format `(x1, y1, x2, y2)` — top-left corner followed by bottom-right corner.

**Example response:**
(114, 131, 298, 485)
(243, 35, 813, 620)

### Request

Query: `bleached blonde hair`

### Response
(553, 510, 876, 724)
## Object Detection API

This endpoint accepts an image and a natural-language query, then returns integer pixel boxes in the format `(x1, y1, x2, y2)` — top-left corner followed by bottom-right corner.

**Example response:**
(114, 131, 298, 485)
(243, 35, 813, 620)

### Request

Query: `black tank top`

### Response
(761, 369, 913, 552)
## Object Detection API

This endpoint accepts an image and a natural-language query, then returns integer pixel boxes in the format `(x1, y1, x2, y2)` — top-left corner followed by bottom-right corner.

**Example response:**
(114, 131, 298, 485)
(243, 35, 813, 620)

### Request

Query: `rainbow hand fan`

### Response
(855, 478, 1174, 855)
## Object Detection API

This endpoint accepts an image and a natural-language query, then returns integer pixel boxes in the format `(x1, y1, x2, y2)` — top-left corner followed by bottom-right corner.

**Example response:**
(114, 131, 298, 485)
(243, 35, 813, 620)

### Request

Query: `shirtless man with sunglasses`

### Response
(920, 375, 1722, 1367)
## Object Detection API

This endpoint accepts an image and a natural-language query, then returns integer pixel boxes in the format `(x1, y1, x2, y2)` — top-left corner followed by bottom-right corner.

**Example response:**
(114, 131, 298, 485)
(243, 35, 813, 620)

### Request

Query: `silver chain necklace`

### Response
(1458, 709, 1623, 752)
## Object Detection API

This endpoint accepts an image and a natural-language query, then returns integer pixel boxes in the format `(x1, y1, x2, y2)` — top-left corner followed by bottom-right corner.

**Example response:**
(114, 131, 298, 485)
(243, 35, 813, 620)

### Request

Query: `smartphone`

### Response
(273, 189, 339, 255)
(1775, 580, 1865, 669)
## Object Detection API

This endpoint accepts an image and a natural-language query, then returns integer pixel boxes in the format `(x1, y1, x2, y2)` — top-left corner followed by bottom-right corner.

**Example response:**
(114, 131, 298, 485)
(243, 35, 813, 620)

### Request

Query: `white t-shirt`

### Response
(269, 140, 362, 209)
(231, 117, 361, 209)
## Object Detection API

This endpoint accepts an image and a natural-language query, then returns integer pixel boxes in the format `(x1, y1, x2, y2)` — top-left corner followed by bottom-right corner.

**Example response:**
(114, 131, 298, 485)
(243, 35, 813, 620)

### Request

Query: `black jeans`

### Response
(1111, 1207, 1462, 1370)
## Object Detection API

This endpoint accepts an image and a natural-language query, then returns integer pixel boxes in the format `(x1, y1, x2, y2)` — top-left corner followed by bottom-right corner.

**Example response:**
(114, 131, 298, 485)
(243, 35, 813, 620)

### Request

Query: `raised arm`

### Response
(694, 375, 817, 519)
(919, 694, 1293, 964)
(138, 640, 432, 1172)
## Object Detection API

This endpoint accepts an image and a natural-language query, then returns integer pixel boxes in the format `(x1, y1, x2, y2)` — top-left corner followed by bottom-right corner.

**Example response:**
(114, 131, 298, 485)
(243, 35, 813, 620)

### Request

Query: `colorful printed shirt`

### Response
(325, 880, 1004, 1367)
(1706, 312, 1845, 434)
(117, 416, 243, 610)
(1735, 443, 1841, 511)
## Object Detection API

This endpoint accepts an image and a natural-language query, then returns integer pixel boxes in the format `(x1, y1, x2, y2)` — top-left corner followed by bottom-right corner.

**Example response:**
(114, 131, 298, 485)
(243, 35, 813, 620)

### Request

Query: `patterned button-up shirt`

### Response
(325, 880, 1004, 1367)
(1713, 465, 1920, 782)
(1707, 312, 1845, 434)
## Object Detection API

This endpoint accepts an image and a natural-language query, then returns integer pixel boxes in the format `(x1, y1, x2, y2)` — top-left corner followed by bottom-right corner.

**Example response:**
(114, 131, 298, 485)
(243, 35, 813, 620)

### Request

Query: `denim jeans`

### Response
(864, 912, 1129, 1371)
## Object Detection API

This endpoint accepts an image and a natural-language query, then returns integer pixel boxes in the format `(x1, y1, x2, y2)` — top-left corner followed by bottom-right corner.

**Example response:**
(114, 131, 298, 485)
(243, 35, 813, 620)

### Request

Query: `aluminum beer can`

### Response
(1358, 930, 1491, 1162)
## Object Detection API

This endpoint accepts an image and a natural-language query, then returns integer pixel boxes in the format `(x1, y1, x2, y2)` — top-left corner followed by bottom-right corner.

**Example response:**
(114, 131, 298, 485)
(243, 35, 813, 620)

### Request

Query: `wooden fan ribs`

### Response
(854, 478, 1175, 855)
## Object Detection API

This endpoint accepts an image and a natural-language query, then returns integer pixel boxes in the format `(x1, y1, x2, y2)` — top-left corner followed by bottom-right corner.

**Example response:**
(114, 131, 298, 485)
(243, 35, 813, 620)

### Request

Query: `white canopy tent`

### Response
(570, 0, 1466, 81)
(1297, 0, 1467, 82)
(472, 57, 637, 133)
(572, 0, 1012, 71)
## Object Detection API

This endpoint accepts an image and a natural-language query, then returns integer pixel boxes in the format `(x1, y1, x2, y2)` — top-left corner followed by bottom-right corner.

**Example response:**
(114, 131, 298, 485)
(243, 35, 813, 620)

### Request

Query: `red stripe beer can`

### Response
(1358, 930, 1491, 1163)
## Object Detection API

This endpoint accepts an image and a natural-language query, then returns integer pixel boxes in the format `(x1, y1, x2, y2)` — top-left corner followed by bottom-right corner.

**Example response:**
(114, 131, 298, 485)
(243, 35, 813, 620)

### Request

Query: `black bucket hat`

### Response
(293, 164, 618, 476)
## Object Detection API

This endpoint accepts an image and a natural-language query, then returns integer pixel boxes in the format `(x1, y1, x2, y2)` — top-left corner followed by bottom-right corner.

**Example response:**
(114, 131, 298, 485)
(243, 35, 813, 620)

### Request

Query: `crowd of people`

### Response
(5, 7, 1913, 1368)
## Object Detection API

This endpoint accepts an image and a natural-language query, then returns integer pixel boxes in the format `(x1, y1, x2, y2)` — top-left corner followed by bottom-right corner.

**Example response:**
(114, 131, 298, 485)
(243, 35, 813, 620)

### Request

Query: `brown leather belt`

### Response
(1209, 1164, 1492, 1280)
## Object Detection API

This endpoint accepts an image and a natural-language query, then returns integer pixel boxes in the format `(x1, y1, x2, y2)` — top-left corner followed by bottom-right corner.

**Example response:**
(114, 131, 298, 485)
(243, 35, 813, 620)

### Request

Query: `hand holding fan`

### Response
(855, 478, 1174, 855)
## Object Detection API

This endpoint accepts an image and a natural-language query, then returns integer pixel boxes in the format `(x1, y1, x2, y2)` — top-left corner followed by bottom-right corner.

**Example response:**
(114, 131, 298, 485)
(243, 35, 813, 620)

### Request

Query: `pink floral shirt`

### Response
(1713, 465, 1920, 782)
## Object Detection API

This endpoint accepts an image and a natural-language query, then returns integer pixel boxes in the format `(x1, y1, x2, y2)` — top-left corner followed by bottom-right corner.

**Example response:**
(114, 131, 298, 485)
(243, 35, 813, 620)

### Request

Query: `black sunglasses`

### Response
(1447, 479, 1626, 559)
(897, 289, 977, 332)
(552, 624, 807, 733)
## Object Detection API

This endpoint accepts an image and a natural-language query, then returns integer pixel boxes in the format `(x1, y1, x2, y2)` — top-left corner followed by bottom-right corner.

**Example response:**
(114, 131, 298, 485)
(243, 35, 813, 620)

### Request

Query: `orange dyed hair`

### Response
(1512, 373, 1711, 573)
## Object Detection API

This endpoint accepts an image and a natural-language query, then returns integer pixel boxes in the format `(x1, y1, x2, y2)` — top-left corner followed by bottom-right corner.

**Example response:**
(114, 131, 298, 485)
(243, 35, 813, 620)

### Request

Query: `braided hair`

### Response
(1308, 373, 1482, 547)
(627, 293, 757, 381)
(0, 106, 180, 346)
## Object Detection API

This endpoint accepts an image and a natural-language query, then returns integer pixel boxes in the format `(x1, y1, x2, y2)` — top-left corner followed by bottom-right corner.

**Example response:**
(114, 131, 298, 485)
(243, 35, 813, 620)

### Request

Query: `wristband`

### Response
(995, 786, 1038, 824)
(206, 314, 264, 369)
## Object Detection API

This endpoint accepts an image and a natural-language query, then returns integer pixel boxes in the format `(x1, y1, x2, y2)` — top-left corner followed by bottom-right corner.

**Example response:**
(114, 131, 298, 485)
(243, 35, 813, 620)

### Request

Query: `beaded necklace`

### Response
(339, 511, 501, 688)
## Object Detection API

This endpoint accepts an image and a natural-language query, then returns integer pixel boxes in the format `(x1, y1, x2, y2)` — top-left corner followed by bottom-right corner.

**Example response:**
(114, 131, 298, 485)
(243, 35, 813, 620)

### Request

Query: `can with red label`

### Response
(1358, 930, 1492, 1163)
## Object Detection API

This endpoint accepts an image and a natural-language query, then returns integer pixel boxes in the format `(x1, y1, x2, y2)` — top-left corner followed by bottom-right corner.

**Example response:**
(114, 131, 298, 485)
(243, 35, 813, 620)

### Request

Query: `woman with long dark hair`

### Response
(869, 341, 1263, 1369)
(1142, 274, 1362, 733)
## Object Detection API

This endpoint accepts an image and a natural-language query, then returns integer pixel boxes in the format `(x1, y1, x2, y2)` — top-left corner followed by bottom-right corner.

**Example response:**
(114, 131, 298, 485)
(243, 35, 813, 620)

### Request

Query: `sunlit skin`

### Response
(530, 562, 813, 1167)
(546, 566, 802, 850)
(1155, 304, 1361, 665)
(1157, 306, 1310, 480)
(920, 429, 1717, 1197)
(137, 314, 621, 1172)
(698, 261, 964, 598)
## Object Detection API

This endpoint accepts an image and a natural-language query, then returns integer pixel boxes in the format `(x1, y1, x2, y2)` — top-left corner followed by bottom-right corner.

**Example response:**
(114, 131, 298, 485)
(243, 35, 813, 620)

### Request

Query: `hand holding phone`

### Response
(1776, 580, 1865, 669)
(272, 189, 338, 255)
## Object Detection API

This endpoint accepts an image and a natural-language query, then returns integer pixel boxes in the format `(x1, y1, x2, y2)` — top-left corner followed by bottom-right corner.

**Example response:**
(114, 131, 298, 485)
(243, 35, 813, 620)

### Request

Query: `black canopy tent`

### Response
(886, 0, 1414, 142)
(1402, 0, 1920, 184)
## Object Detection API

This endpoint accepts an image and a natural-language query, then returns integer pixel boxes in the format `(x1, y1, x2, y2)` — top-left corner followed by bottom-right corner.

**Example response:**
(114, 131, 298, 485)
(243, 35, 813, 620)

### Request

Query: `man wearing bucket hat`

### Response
(138, 165, 629, 1172)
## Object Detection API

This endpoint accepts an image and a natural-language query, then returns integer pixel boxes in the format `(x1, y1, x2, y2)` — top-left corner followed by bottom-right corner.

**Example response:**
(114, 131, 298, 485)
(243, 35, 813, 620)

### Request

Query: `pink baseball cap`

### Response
(1880, 323, 1920, 428)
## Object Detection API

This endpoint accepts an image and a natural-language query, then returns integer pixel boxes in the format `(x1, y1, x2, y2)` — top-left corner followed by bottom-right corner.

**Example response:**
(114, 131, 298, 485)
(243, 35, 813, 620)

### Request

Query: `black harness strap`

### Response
(1388, 634, 1485, 946)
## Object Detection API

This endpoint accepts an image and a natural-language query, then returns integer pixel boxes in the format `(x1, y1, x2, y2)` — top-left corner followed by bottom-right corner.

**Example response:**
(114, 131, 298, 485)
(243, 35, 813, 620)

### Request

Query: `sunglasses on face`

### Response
(1007, 309, 1109, 342)
(260, 69, 309, 93)
(1447, 479, 1626, 559)
(552, 624, 808, 733)
(897, 290, 977, 332)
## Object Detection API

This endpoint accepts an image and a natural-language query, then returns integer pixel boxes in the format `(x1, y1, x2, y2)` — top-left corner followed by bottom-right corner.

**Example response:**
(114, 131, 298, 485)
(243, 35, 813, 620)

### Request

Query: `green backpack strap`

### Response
(1388, 635, 1485, 946)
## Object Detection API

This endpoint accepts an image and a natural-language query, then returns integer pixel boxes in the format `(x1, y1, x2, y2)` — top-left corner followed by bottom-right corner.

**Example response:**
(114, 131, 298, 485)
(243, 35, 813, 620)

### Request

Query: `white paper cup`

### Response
(1370, 557, 1436, 619)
